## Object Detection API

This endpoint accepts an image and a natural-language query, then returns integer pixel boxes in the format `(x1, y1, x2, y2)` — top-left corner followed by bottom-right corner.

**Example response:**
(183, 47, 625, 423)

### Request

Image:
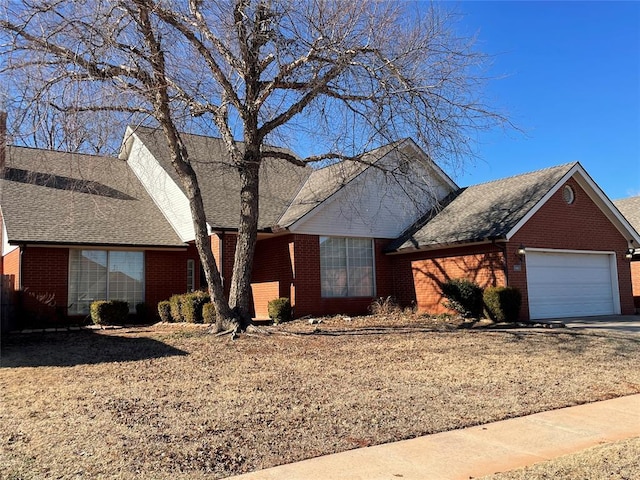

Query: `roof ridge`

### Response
(129, 124, 302, 158)
(463, 162, 578, 189)
(7, 144, 118, 161)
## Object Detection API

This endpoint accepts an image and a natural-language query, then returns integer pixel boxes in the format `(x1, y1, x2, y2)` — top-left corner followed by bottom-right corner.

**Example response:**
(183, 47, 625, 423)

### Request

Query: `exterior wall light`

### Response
(517, 245, 526, 257)
(626, 248, 635, 260)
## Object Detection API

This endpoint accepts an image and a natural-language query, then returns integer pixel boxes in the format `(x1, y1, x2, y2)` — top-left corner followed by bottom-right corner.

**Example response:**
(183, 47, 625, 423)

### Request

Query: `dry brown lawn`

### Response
(2, 316, 640, 479)
(482, 436, 640, 480)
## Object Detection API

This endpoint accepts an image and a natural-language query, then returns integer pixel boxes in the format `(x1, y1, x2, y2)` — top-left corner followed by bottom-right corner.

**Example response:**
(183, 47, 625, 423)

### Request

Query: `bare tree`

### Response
(0, 0, 506, 330)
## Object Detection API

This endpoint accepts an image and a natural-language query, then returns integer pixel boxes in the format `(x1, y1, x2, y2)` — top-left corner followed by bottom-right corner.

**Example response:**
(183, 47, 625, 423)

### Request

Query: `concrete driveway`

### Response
(551, 314, 640, 334)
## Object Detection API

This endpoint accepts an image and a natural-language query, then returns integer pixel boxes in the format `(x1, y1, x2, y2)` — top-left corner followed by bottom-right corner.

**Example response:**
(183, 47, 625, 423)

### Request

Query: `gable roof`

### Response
(1, 145, 186, 247)
(388, 161, 640, 253)
(125, 128, 457, 234)
(388, 163, 577, 252)
(125, 126, 313, 231)
(276, 140, 406, 229)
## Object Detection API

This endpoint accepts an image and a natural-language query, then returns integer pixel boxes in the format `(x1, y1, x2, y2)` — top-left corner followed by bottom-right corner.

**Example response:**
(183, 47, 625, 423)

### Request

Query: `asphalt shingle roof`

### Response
(389, 163, 576, 251)
(1, 145, 186, 247)
(614, 195, 640, 232)
(131, 126, 313, 230)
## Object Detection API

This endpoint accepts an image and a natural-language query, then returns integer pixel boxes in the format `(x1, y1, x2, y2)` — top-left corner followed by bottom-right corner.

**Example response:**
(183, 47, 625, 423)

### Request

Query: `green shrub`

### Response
(267, 297, 292, 324)
(157, 301, 173, 323)
(440, 278, 483, 318)
(484, 286, 522, 323)
(180, 291, 211, 323)
(169, 294, 183, 322)
(90, 300, 129, 325)
(202, 302, 216, 324)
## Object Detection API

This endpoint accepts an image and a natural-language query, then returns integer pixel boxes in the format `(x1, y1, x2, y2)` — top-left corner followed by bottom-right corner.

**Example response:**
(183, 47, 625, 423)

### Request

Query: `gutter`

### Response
(384, 236, 508, 256)
(8, 240, 189, 251)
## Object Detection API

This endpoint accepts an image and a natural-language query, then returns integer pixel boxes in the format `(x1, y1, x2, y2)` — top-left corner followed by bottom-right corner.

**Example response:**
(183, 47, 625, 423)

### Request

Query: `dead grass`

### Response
(2, 316, 640, 479)
(482, 436, 640, 479)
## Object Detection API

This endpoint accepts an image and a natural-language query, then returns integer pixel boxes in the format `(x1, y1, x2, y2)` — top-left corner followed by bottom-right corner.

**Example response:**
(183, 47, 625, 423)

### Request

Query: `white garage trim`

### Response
(525, 248, 620, 320)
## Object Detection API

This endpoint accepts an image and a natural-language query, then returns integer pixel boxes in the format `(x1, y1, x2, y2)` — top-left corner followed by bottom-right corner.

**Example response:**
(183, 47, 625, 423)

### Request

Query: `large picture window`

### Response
(68, 250, 144, 315)
(320, 237, 375, 297)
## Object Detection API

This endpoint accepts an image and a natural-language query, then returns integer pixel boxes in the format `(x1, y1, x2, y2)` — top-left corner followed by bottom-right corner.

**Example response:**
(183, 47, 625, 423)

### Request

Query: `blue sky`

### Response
(449, 1, 640, 200)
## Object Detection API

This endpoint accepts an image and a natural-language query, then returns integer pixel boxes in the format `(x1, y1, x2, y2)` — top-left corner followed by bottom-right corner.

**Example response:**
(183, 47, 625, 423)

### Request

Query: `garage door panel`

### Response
(526, 251, 617, 319)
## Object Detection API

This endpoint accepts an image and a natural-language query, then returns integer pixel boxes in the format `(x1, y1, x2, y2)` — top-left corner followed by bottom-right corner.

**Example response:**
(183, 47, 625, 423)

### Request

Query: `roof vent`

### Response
(563, 185, 575, 204)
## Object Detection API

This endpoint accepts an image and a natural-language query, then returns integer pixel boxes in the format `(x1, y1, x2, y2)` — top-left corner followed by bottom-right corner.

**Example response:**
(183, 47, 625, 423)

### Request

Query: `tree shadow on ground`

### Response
(1, 330, 188, 368)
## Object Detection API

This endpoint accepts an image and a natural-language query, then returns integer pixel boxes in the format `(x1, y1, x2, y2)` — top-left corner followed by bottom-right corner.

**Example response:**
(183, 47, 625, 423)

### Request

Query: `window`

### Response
(187, 259, 195, 292)
(320, 237, 375, 297)
(68, 250, 144, 315)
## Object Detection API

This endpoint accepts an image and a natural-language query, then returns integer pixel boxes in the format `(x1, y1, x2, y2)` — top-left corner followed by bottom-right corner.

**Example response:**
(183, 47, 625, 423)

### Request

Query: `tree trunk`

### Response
(165, 135, 239, 332)
(228, 148, 261, 328)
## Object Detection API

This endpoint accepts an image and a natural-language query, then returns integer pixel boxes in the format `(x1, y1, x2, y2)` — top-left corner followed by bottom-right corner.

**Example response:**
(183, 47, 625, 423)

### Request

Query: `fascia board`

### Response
(572, 166, 640, 245)
(401, 138, 459, 191)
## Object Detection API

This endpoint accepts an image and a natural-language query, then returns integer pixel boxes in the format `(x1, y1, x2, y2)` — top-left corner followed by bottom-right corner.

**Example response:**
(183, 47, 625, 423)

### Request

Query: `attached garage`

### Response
(525, 250, 619, 319)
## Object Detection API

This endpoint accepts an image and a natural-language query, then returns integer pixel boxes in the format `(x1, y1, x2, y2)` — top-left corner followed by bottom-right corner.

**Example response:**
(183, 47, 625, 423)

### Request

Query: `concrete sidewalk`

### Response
(228, 394, 640, 480)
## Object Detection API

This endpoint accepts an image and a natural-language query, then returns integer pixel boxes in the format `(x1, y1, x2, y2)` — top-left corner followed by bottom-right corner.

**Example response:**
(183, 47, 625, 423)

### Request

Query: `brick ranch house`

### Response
(1, 120, 639, 328)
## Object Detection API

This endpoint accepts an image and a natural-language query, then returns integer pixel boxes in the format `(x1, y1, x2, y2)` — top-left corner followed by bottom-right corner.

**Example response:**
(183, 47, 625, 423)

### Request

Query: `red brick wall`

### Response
(509, 178, 634, 318)
(210, 233, 392, 319)
(9, 245, 197, 325)
(291, 235, 394, 318)
(20, 246, 69, 324)
(251, 234, 295, 317)
(145, 245, 198, 316)
(3, 247, 20, 287)
(389, 243, 506, 314)
(631, 261, 640, 309)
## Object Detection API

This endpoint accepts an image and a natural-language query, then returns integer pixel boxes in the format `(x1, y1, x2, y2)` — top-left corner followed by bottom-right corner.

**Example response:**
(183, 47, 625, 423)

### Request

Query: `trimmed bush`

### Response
(180, 291, 211, 323)
(90, 300, 129, 325)
(268, 297, 292, 324)
(169, 294, 183, 322)
(484, 286, 522, 323)
(440, 278, 483, 318)
(157, 301, 173, 323)
(202, 302, 216, 324)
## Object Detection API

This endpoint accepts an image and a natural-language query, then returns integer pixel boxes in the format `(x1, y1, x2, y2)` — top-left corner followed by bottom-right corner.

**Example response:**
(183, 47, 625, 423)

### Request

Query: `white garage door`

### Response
(526, 250, 618, 319)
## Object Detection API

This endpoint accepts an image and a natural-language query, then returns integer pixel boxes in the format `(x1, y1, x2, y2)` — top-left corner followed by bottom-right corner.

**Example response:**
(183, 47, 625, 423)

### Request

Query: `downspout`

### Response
(218, 232, 224, 287)
(18, 244, 24, 291)
(490, 237, 509, 286)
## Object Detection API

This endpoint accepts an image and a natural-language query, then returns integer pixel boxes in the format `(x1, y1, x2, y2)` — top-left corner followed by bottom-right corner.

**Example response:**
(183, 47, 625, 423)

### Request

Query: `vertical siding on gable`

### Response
(2, 220, 18, 258)
(127, 135, 196, 242)
(291, 155, 452, 239)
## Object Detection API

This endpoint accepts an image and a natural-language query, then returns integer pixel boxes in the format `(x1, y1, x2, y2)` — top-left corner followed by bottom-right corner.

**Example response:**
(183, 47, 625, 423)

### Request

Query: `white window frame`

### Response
(68, 249, 145, 315)
(187, 259, 195, 292)
(319, 237, 376, 298)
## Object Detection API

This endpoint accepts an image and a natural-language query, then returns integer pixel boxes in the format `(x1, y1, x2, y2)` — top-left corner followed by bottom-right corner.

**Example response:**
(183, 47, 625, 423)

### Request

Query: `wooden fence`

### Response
(1, 274, 16, 332)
